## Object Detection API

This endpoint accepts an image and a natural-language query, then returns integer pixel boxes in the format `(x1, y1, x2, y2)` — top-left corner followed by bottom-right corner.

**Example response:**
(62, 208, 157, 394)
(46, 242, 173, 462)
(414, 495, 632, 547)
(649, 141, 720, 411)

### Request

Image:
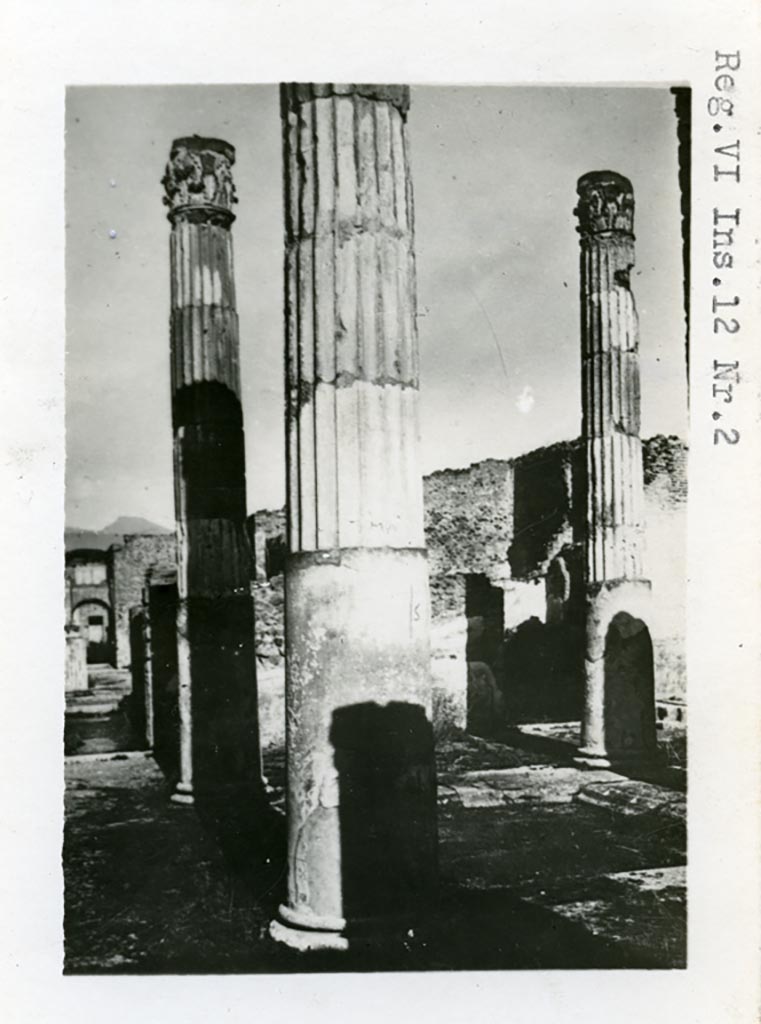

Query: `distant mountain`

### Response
(65, 516, 172, 553)
(100, 516, 172, 535)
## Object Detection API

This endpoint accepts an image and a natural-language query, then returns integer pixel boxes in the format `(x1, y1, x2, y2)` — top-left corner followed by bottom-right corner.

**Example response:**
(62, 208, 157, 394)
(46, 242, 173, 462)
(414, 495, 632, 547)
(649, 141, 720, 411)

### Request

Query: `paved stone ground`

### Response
(63, 728, 686, 974)
(65, 666, 136, 756)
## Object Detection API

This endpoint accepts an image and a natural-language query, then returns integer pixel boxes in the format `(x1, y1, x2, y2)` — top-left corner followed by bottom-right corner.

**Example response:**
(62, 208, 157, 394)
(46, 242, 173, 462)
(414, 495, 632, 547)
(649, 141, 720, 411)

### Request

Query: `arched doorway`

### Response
(72, 600, 113, 664)
(603, 611, 657, 757)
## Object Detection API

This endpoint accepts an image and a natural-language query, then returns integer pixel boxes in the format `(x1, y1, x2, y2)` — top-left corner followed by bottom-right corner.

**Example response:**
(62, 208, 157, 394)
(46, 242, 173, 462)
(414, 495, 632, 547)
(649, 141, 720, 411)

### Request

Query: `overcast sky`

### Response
(65, 85, 687, 530)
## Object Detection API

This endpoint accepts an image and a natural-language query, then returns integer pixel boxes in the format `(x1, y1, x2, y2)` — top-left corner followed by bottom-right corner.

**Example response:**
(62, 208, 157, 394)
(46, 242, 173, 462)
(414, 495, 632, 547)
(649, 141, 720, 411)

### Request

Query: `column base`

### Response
(574, 746, 666, 771)
(170, 781, 194, 806)
(574, 750, 612, 769)
(269, 904, 348, 953)
(269, 919, 349, 953)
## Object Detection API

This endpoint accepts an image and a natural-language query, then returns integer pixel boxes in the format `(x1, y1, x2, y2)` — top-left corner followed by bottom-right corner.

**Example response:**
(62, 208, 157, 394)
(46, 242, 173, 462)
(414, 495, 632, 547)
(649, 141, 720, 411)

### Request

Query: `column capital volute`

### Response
(162, 136, 237, 226)
(281, 83, 410, 116)
(575, 170, 634, 239)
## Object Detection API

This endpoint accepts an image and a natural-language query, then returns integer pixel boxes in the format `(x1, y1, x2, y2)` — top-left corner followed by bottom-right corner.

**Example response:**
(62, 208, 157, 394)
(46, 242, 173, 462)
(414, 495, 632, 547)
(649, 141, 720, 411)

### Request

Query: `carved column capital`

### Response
(575, 170, 634, 238)
(161, 136, 238, 225)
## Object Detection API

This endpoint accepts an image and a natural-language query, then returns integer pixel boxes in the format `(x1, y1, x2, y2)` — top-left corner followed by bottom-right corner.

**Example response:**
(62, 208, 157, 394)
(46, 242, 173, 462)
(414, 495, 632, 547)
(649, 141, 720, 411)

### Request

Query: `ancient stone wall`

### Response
(424, 460, 513, 582)
(65, 552, 112, 623)
(244, 434, 686, 740)
(253, 575, 285, 666)
(109, 534, 177, 668)
(423, 434, 686, 728)
(124, 435, 686, 739)
(247, 509, 287, 582)
(642, 436, 688, 701)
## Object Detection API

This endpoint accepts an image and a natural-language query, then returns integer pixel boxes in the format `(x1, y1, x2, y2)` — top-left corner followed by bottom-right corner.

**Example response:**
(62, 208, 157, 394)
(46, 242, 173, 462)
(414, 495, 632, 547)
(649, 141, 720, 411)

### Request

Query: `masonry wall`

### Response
(424, 460, 513, 583)
(247, 509, 287, 583)
(109, 534, 177, 668)
(171, 435, 687, 741)
(642, 436, 688, 701)
(65, 553, 111, 624)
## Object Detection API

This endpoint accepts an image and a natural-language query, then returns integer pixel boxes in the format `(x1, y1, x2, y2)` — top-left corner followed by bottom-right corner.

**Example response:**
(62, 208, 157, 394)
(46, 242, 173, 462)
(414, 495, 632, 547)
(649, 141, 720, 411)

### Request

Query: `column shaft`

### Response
(162, 137, 261, 806)
(578, 177, 644, 584)
(273, 84, 437, 952)
(575, 171, 656, 766)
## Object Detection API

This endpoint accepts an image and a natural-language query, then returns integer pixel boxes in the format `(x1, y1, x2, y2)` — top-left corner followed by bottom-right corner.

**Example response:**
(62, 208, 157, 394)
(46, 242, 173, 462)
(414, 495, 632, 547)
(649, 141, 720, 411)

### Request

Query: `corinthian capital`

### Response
(575, 171, 634, 238)
(162, 136, 237, 225)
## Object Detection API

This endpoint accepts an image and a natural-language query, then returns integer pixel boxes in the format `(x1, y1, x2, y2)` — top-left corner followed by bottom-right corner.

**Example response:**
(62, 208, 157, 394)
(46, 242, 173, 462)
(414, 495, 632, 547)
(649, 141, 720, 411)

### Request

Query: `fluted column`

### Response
(574, 171, 656, 766)
(271, 84, 437, 952)
(577, 171, 644, 583)
(162, 137, 261, 807)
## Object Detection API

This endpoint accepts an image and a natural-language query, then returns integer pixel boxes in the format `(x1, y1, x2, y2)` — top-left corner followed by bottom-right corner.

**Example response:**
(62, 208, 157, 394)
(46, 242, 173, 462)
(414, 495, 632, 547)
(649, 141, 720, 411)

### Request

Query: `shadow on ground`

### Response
(64, 738, 685, 974)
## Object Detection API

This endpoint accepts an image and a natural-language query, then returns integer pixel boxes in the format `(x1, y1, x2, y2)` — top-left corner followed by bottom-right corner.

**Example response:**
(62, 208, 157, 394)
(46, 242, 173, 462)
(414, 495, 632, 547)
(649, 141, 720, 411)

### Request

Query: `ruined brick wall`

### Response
(245, 434, 687, 737)
(253, 576, 285, 666)
(424, 460, 513, 582)
(110, 534, 177, 667)
(65, 552, 111, 624)
(642, 435, 688, 700)
(424, 441, 584, 587)
(423, 434, 687, 724)
(509, 442, 584, 579)
(247, 509, 287, 582)
(135, 434, 685, 740)
(424, 436, 684, 589)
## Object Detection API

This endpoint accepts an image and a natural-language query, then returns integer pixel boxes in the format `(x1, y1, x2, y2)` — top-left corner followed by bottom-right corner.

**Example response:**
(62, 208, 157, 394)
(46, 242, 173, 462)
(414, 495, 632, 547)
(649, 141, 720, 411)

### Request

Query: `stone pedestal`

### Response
(271, 84, 437, 952)
(65, 628, 88, 693)
(162, 137, 261, 808)
(574, 172, 657, 767)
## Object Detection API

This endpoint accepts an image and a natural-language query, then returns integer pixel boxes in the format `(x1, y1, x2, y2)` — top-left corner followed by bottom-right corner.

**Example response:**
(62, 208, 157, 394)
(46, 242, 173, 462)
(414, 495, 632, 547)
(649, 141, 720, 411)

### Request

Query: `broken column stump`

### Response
(162, 137, 262, 809)
(574, 171, 658, 768)
(271, 84, 438, 952)
(65, 627, 88, 693)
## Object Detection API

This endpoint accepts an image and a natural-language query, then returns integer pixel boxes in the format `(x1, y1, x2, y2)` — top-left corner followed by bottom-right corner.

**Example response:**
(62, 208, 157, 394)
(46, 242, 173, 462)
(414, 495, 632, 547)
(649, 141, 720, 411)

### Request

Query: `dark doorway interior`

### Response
(72, 600, 113, 663)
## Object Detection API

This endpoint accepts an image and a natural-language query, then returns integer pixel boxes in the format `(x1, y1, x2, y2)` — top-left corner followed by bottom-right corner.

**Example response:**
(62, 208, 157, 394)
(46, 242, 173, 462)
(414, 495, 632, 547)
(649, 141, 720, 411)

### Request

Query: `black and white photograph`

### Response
(63, 83, 688, 972)
(2, 2, 760, 1021)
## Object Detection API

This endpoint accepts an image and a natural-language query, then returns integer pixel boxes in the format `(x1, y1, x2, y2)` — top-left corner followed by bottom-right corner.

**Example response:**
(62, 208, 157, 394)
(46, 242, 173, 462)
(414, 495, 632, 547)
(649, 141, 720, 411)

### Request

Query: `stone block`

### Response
(65, 629, 88, 693)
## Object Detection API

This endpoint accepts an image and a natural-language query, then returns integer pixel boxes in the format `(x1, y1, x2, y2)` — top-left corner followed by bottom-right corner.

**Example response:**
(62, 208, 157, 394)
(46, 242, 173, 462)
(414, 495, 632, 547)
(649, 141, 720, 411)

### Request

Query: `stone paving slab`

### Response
(523, 865, 686, 967)
(517, 721, 581, 745)
(442, 765, 623, 807)
(440, 762, 686, 832)
(64, 736, 686, 972)
(577, 779, 686, 820)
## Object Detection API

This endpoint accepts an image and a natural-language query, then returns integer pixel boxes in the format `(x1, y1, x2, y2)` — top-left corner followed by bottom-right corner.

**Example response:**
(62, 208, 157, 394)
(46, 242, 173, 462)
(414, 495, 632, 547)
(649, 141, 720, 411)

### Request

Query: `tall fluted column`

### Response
(271, 84, 437, 952)
(577, 171, 644, 583)
(574, 171, 657, 767)
(162, 137, 261, 807)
